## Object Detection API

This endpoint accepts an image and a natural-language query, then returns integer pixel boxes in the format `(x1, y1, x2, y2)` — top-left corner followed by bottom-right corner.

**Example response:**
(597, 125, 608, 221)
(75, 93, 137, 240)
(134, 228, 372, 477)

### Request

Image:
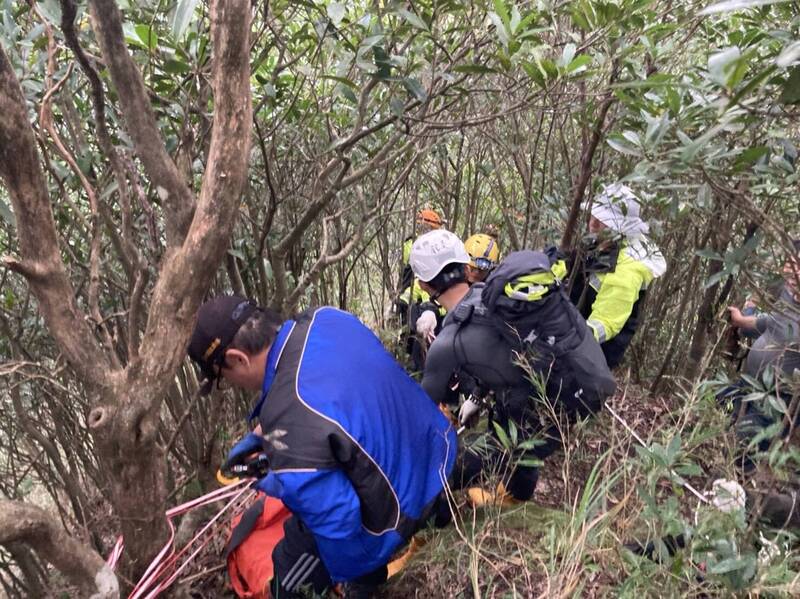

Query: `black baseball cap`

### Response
(188, 295, 259, 394)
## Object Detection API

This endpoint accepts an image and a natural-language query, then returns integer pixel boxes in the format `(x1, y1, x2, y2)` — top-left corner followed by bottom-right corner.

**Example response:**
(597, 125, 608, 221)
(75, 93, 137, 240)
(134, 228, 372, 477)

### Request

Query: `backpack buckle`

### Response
(452, 302, 475, 324)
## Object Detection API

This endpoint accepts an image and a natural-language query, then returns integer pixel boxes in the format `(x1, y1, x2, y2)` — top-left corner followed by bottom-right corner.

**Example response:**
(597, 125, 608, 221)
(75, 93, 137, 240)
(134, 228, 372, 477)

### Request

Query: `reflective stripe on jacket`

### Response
(585, 250, 655, 343)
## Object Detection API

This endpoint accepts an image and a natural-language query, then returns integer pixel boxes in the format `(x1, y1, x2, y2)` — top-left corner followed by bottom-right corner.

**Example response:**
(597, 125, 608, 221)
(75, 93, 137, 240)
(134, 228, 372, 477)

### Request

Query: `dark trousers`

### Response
(271, 516, 387, 598)
(271, 492, 452, 599)
(453, 380, 601, 501)
(453, 386, 544, 501)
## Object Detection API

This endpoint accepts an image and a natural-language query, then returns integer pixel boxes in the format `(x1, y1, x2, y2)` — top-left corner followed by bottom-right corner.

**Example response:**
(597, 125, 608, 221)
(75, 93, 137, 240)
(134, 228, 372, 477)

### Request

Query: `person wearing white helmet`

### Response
(409, 230, 616, 506)
(409, 229, 472, 308)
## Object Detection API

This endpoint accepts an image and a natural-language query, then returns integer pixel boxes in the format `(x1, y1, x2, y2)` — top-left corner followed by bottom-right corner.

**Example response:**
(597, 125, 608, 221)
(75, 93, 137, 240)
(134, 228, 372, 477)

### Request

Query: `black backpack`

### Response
(447, 249, 613, 416)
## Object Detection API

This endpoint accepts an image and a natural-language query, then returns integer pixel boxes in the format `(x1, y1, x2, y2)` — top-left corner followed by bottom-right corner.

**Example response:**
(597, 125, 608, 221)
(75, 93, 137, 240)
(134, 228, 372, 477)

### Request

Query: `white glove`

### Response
(416, 310, 437, 343)
(459, 398, 482, 427)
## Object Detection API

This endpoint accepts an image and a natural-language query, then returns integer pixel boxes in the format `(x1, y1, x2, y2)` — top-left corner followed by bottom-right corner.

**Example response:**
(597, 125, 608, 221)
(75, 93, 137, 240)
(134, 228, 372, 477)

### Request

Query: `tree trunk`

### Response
(0, 500, 119, 598)
(685, 204, 738, 380)
(0, 0, 253, 583)
(560, 94, 615, 250)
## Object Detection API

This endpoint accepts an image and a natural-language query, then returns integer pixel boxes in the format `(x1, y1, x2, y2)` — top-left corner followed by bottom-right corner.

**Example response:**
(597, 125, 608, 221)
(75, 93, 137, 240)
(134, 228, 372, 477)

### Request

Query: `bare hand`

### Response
(727, 306, 757, 330)
(727, 306, 743, 323)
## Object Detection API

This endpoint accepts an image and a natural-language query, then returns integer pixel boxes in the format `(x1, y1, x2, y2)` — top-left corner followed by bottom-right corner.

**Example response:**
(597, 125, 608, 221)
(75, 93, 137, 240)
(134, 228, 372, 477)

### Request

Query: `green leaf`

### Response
(171, 0, 199, 40)
(372, 45, 392, 79)
(453, 64, 496, 75)
(644, 112, 670, 146)
(767, 394, 788, 415)
(488, 12, 509, 47)
(338, 84, 357, 103)
(135, 24, 159, 51)
(523, 61, 545, 86)
(397, 9, 428, 31)
(37, 0, 62, 25)
(566, 55, 592, 73)
(402, 77, 427, 101)
(361, 34, 384, 49)
(680, 123, 726, 162)
(492, 421, 510, 448)
(708, 47, 740, 88)
(164, 59, 191, 74)
(510, 5, 521, 34)
(508, 419, 518, 446)
(726, 53, 751, 89)
(570, 8, 590, 31)
(727, 65, 777, 108)
(667, 434, 681, 462)
(607, 137, 642, 157)
(492, 0, 510, 27)
(708, 556, 748, 574)
(704, 269, 728, 289)
(735, 146, 769, 167)
(517, 459, 543, 468)
(390, 97, 405, 118)
(780, 66, 800, 104)
(776, 41, 800, 68)
(321, 75, 358, 89)
(696, 248, 723, 260)
(560, 43, 576, 68)
(674, 462, 703, 477)
(327, 3, 345, 27)
(622, 130, 641, 146)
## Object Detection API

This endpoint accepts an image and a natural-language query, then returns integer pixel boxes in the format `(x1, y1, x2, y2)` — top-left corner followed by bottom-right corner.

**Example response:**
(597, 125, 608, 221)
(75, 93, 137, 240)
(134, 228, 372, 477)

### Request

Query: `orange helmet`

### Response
(416, 209, 442, 230)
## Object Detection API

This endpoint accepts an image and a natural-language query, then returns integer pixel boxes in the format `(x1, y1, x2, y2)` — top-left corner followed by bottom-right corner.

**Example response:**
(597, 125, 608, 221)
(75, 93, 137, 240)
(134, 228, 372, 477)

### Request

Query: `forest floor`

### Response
(383, 382, 682, 598)
(166, 381, 720, 598)
(103, 377, 798, 598)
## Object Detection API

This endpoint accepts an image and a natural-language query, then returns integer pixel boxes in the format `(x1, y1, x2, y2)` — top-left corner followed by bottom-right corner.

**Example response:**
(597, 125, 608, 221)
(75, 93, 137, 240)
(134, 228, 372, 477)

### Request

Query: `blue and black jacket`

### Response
(251, 307, 456, 582)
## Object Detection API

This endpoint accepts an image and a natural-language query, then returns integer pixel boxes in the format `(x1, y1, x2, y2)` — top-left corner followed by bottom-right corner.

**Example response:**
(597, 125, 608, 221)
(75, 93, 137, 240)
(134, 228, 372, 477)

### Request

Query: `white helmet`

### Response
(409, 229, 470, 282)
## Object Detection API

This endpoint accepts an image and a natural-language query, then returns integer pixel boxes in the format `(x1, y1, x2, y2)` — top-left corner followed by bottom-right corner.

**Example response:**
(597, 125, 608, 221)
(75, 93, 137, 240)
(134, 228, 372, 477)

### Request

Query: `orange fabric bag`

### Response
(227, 493, 291, 598)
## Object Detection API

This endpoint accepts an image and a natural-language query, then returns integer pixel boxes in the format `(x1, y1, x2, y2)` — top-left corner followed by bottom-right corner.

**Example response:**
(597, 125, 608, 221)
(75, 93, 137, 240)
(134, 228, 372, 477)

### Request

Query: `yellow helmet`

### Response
(464, 234, 500, 270)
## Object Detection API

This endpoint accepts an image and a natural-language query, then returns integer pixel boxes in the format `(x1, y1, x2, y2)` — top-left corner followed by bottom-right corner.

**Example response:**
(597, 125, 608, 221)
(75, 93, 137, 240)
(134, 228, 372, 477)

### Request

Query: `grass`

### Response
(159, 376, 800, 597)
(382, 379, 800, 598)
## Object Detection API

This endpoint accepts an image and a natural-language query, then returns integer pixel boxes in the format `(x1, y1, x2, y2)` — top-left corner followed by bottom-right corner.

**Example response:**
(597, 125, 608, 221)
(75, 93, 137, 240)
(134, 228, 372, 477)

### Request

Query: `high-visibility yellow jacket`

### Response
(570, 240, 666, 368)
(584, 250, 657, 344)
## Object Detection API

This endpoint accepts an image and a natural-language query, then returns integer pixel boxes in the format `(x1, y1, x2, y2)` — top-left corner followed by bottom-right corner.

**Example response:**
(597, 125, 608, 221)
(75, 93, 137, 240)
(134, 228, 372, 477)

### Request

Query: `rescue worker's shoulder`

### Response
(605, 251, 653, 287)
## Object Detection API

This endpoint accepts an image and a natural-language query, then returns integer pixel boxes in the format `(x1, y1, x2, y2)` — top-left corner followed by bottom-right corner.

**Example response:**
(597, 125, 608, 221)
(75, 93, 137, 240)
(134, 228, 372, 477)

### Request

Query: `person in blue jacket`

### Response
(188, 296, 456, 598)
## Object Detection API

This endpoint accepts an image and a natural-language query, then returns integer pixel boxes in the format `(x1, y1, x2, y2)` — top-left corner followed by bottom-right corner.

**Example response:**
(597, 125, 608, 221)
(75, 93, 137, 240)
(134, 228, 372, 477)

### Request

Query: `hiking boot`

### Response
(387, 536, 427, 578)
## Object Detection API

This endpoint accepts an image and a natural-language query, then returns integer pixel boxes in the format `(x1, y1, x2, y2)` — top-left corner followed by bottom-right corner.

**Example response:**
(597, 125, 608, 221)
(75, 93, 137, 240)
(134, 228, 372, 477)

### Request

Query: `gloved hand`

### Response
(459, 397, 482, 427)
(223, 432, 263, 472)
(416, 310, 437, 343)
